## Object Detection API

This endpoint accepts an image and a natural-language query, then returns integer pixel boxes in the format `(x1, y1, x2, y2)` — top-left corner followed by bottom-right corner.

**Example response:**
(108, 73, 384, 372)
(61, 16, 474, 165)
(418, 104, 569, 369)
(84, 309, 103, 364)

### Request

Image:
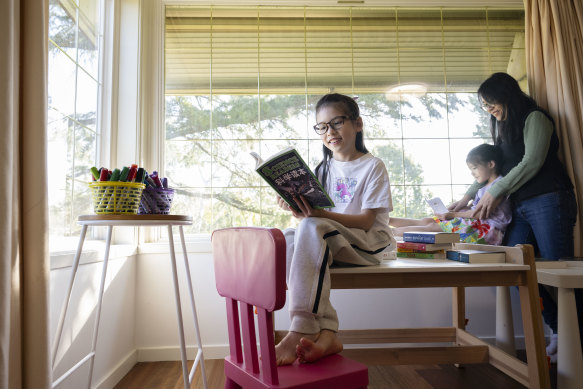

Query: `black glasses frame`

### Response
(313, 115, 351, 135)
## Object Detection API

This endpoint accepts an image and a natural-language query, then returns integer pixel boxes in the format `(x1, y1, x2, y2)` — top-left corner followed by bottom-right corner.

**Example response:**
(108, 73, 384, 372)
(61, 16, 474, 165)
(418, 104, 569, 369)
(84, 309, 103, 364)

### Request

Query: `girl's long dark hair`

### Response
(466, 143, 504, 175)
(314, 93, 368, 189)
(477, 72, 538, 144)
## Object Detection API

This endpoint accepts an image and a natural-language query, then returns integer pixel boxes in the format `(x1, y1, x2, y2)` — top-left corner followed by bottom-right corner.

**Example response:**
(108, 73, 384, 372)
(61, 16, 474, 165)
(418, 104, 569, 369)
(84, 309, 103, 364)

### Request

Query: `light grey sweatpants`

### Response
(283, 217, 395, 334)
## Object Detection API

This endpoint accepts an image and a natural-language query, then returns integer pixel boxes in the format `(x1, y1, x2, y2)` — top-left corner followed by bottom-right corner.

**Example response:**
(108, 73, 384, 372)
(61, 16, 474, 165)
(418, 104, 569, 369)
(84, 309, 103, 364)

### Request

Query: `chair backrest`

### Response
(211, 227, 287, 385)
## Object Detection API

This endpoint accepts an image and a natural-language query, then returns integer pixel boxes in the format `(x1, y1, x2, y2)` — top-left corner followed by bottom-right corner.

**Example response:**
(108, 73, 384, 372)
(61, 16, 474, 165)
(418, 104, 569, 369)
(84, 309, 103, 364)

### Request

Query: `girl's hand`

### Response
(277, 196, 292, 211)
(471, 192, 503, 220)
(435, 212, 455, 220)
(293, 195, 323, 219)
(448, 195, 472, 212)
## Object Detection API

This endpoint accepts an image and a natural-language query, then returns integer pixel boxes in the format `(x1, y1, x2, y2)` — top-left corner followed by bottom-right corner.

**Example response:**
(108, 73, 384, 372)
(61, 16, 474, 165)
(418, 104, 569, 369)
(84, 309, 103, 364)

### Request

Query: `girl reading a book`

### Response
(390, 143, 512, 245)
(274, 93, 396, 365)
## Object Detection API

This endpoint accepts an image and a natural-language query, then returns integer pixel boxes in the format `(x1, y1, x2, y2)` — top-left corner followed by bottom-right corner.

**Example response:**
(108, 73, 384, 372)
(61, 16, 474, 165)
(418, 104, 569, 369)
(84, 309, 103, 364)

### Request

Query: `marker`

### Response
(162, 177, 168, 189)
(90, 167, 100, 181)
(127, 166, 137, 182)
(135, 167, 145, 183)
(110, 168, 121, 181)
(151, 171, 162, 187)
(145, 173, 157, 187)
(119, 166, 130, 182)
(99, 168, 109, 181)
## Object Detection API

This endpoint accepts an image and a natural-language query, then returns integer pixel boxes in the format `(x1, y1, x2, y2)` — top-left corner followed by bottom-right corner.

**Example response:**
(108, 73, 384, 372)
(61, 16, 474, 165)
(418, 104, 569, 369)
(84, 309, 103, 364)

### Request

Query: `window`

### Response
(48, 0, 104, 246)
(164, 6, 525, 234)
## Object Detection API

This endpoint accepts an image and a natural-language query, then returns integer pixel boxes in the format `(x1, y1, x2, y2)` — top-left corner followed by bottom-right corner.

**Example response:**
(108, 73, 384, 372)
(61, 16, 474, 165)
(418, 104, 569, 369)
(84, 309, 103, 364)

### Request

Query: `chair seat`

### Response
(225, 354, 368, 388)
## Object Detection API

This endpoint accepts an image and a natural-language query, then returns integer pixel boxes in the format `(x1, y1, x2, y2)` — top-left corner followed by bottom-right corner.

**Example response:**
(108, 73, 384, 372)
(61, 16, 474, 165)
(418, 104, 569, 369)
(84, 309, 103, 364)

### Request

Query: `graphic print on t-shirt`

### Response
(333, 177, 357, 203)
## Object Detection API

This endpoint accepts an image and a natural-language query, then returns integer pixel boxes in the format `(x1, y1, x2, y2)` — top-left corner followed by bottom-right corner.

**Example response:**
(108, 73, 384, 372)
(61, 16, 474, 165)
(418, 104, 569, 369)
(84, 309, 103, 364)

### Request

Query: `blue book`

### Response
(402, 231, 459, 244)
(447, 250, 506, 263)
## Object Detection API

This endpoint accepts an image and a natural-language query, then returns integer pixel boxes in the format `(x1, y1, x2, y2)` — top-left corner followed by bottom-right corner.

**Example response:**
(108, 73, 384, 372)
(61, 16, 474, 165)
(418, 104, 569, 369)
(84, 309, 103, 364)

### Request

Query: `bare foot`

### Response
(275, 331, 318, 365)
(296, 329, 343, 363)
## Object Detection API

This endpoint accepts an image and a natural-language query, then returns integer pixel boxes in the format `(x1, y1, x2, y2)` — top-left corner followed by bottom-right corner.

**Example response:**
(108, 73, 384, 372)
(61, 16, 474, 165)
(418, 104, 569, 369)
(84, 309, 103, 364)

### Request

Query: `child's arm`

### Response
(293, 195, 377, 231)
(435, 208, 473, 220)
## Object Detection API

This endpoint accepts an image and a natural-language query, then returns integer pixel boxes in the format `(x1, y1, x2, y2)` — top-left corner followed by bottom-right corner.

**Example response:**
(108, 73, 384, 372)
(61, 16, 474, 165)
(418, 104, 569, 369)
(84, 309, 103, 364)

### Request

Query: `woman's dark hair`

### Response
(314, 93, 368, 189)
(477, 72, 538, 144)
(466, 143, 504, 175)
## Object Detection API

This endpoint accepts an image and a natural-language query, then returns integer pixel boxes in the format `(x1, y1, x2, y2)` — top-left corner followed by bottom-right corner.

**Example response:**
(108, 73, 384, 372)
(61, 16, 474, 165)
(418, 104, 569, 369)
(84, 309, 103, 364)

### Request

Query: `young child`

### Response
(275, 93, 396, 365)
(390, 144, 512, 245)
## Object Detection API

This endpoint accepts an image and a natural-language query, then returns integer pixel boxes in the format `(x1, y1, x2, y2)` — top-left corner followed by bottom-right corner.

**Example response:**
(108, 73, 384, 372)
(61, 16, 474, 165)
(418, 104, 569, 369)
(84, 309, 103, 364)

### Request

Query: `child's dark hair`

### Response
(477, 72, 540, 144)
(314, 93, 368, 188)
(466, 143, 503, 175)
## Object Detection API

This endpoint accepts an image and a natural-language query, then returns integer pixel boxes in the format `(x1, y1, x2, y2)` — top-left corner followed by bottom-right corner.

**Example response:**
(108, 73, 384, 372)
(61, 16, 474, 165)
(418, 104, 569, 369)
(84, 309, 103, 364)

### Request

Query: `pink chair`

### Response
(212, 227, 369, 389)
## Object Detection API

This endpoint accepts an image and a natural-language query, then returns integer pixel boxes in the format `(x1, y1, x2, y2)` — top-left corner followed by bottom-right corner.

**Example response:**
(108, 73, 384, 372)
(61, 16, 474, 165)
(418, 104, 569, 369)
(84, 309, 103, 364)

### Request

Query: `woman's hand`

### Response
(471, 192, 503, 220)
(448, 195, 472, 212)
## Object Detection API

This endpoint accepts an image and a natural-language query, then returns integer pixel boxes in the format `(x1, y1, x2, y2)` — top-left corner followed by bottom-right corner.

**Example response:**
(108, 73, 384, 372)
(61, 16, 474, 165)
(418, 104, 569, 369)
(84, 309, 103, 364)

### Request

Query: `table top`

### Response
(535, 261, 583, 288)
(330, 258, 529, 274)
(78, 214, 192, 226)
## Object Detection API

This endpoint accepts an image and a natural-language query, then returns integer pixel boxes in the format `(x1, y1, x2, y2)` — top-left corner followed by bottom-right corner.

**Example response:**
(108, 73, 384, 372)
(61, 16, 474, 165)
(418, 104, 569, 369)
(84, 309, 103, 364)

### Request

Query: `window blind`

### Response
(165, 6, 525, 95)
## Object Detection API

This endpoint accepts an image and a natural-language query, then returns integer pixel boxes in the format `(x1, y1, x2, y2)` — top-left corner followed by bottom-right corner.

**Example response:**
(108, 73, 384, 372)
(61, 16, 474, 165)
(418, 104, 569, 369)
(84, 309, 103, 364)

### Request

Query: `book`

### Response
(397, 248, 445, 254)
(425, 197, 449, 214)
(402, 231, 460, 244)
(251, 148, 334, 213)
(397, 251, 446, 259)
(446, 249, 506, 263)
(397, 241, 454, 252)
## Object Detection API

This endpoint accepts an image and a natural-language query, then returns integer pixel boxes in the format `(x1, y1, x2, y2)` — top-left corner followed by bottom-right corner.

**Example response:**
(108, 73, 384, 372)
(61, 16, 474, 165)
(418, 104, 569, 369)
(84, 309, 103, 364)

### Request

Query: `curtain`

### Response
(524, 0, 583, 256)
(0, 0, 51, 388)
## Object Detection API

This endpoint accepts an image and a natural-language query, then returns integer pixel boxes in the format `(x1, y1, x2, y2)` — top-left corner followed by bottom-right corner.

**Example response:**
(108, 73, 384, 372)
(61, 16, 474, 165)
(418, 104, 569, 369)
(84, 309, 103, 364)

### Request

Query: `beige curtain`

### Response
(0, 0, 51, 388)
(525, 0, 583, 256)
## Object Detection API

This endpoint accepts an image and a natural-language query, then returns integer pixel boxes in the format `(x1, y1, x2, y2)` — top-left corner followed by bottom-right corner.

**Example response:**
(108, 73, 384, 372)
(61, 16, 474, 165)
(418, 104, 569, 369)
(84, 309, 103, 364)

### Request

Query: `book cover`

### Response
(397, 251, 446, 259)
(425, 197, 448, 214)
(397, 241, 453, 252)
(397, 248, 445, 254)
(252, 148, 334, 213)
(447, 249, 506, 263)
(402, 231, 460, 244)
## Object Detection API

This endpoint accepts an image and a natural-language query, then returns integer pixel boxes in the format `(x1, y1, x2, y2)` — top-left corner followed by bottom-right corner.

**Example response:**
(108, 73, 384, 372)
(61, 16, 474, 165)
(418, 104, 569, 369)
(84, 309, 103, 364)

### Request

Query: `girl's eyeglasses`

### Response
(313, 116, 351, 135)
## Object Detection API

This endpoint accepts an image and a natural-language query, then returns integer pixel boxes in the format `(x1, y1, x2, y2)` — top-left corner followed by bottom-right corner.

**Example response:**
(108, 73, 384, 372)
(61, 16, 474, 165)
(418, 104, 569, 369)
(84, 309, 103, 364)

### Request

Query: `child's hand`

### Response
(448, 195, 472, 212)
(435, 212, 455, 220)
(293, 195, 323, 219)
(277, 196, 292, 212)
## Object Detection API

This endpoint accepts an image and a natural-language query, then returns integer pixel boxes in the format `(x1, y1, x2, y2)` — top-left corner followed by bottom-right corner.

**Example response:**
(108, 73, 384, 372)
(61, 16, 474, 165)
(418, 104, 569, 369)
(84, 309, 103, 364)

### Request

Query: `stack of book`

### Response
(397, 232, 460, 259)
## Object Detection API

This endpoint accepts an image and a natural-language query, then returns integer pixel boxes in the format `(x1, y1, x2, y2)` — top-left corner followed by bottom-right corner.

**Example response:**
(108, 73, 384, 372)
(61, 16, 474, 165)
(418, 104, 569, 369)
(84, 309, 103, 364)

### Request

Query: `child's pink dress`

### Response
(434, 177, 512, 245)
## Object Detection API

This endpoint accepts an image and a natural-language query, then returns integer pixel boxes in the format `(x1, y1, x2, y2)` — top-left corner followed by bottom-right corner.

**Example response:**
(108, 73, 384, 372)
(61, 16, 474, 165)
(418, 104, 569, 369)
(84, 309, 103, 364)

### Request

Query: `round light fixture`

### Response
(385, 83, 428, 101)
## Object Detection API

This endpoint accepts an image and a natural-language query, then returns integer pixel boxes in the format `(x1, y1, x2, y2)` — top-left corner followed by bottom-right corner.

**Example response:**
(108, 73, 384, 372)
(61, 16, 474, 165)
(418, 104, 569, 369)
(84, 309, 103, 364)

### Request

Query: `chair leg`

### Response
(224, 378, 242, 389)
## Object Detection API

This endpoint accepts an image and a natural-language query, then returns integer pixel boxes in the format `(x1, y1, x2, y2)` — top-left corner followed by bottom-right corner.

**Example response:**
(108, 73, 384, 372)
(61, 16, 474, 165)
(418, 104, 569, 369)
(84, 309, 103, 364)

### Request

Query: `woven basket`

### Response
(89, 182, 145, 214)
(139, 186, 175, 215)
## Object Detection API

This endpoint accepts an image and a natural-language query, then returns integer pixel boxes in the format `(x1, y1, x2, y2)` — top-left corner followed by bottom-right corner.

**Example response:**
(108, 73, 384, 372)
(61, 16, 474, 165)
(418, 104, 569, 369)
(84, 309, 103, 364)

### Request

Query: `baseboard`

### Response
(137, 345, 229, 361)
(95, 349, 138, 389)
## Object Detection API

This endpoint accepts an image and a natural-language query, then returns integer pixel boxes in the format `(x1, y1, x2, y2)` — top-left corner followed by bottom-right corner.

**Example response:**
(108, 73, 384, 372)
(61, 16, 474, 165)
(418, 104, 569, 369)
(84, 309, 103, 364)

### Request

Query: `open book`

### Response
(251, 148, 334, 213)
(425, 197, 449, 214)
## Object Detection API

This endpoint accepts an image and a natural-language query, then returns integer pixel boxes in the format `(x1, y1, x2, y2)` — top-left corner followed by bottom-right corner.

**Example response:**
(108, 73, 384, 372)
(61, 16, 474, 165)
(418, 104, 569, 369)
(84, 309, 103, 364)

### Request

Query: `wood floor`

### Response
(114, 350, 557, 389)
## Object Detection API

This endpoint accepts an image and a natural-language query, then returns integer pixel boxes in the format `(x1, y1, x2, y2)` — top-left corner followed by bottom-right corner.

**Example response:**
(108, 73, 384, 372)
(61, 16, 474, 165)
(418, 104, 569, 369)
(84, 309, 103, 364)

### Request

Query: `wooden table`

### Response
(51, 215, 208, 389)
(326, 243, 550, 389)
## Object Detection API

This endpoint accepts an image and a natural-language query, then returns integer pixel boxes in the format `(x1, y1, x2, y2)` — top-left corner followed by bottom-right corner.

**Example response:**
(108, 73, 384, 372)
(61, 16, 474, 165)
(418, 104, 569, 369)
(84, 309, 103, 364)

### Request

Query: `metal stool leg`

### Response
(179, 225, 208, 389)
(52, 224, 88, 367)
(168, 225, 190, 389)
(86, 225, 114, 389)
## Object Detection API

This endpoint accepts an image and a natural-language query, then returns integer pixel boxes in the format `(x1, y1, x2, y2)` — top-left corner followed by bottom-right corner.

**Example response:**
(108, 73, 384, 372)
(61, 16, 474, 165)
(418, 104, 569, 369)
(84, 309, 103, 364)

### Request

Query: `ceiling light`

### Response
(385, 83, 428, 101)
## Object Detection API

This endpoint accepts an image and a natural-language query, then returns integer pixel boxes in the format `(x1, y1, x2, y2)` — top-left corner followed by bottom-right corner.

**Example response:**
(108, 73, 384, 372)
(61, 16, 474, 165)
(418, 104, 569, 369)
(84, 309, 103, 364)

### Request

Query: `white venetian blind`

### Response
(164, 6, 525, 95)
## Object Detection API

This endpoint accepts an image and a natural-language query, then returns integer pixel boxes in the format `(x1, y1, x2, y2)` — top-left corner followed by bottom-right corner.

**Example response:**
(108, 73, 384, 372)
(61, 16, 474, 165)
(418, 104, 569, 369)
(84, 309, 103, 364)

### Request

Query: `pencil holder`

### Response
(138, 186, 175, 215)
(89, 182, 145, 215)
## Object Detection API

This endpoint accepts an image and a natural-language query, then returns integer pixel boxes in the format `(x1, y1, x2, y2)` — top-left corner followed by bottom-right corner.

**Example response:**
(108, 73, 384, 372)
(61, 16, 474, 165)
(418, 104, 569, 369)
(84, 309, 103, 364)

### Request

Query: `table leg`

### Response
(557, 287, 583, 389)
(86, 225, 113, 389)
(167, 225, 191, 389)
(52, 224, 88, 367)
(496, 286, 516, 356)
(178, 226, 208, 389)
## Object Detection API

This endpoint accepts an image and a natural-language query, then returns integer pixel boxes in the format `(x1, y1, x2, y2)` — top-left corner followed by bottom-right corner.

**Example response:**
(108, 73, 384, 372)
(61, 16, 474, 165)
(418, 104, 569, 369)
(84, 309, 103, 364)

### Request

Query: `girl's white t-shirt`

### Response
(323, 153, 392, 229)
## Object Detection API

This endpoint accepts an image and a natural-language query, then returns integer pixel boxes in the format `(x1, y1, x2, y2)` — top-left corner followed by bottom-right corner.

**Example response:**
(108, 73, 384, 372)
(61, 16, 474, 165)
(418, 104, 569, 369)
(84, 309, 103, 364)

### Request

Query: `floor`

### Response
(113, 350, 557, 389)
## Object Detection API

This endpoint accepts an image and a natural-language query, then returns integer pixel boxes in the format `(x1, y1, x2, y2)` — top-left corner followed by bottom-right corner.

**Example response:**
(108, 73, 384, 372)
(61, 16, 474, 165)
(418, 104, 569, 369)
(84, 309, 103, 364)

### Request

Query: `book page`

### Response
(425, 197, 448, 214)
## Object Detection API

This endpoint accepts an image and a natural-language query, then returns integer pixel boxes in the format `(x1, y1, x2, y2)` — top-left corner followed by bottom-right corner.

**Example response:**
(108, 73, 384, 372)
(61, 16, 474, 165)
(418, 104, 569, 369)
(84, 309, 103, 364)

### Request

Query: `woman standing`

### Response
(450, 72, 581, 361)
